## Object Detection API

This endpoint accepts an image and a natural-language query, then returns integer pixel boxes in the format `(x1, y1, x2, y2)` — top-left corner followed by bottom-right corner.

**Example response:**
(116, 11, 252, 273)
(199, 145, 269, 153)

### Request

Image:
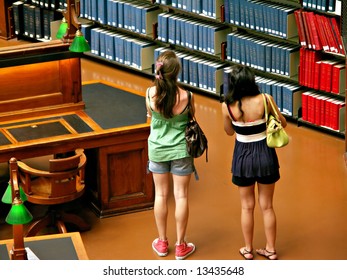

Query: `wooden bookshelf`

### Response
(0, 0, 16, 40)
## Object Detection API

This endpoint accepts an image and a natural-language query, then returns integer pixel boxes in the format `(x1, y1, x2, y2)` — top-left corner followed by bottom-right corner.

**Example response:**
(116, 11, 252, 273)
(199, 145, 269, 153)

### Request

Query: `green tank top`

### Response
(148, 107, 190, 162)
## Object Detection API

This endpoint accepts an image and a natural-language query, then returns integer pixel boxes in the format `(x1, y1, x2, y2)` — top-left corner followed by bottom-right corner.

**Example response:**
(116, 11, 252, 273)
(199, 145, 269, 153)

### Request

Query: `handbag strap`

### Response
(261, 94, 269, 122)
(187, 91, 195, 120)
(262, 93, 279, 121)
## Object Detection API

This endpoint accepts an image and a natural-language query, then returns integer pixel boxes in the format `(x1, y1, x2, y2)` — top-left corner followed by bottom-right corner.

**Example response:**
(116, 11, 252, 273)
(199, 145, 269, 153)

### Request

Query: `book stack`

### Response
(294, 9, 345, 55)
(157, 12, 230, 56)
(90, 27, 156, 71)
(224, 0, 298, 40)
(299, 48, 346, 95)
(302, 91, 345, 131)
(302, 0, 341, 14)
(12, 0, 62, 40)
(226, 31, 300, 78)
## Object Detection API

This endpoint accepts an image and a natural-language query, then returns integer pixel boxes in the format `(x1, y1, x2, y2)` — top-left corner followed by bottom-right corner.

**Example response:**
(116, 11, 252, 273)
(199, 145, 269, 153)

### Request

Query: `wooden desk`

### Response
(0, 87, 154, 218)
(0, 232, 89, 260)
(0, 42, 154, 217)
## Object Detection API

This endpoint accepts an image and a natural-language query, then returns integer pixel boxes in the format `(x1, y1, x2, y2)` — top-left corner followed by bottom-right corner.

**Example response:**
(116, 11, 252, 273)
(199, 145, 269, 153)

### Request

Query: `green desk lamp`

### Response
(1, 158, 33, 260)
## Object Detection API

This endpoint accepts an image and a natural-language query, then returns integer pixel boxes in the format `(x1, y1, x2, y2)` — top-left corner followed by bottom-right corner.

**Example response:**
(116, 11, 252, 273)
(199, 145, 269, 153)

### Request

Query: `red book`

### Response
(315, 14, 329, 52)
(324, 60, 339, 93)
(301, 91, 310, 120)
(319, 60, 330, 92)
(299, 47, 306, 86)
(294, 10, 307, 47)
(320, 96, 329, 127)
(314, 95, 323, 125)
(306, 11, 322, 50)
(307, 93, 318, 123)
(301, 11, 313, 49)
(321, 16, 338, 53)
(331, 64, 346, 94)
(313, 60, 321, 90)
(330, 17, 345, 55)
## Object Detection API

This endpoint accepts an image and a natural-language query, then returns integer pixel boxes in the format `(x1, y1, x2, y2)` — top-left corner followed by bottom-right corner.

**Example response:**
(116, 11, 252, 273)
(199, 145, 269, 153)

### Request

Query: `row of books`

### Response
(302, 91, 345, 131)
(302, 0, 341, 14)
(157, 12, 230, 56)
(226, 31, 300, 78)
(80, 0, 160, 37)
(88, 27, 156, 71)
(155, 0, 223, 20)
(224, 0, 298, 39)
(12, 1, 61, 40)
(154, 47, 227, 94)
(294, 9, 345, 55)
(20, 0, 63, 10)
(299, 48, 346, 95)
(223, 67, 302, 117)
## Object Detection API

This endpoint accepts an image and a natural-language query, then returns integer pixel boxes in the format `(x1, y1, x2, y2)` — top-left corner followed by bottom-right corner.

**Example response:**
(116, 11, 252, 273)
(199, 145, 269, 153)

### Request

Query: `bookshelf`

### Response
(4, 0, 347, 144)
(0, 0, 16, 40)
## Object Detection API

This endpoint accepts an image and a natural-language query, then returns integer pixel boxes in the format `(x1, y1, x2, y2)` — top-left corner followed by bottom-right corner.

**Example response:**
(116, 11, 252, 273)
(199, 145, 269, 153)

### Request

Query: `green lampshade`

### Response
(5, 197, 33, 225)
(1, 182, 27, 204)
(56, 17, 68, 39)
(69, 30, 91, 53)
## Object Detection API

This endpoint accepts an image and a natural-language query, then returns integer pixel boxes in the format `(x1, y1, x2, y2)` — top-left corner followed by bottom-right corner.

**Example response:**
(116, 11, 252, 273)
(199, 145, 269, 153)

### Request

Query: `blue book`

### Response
(34, 6, 43, 39)
(197, 59, 207, 88)
(91, 28, 102, 56)
(181, 55, 191, 85)
(123, 1, 131, 31)
(160, 13, 170, 43)
(265, 42, 275, 73)
(99, 30, 107, 58)
(124, 38, 133, 66)
(117, 34, 127, 64)
(180, 18, 187, 47)
(320, 0, 328, 11)
(117, 0, 124, 28)
(224, 0, 230, 23)
(105, 32, 115, 61)
(107, 0, 113, 26)
(189, 57, 197, 87)
(316, 0, 323, 11)
(175, 16, 181, 45)
(234, 0, 240, 26)
(168, 15, 177, 44)
(226, 33, 232, 61)
(91, 0, 97, 21)
(98, 0, 107, 24)
(328, 0, 336, 12)
(193, 21, 200, 50)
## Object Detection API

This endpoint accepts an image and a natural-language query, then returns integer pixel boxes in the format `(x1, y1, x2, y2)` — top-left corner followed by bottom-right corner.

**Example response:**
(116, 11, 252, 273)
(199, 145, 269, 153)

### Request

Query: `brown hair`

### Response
(153, 50, 181, 118)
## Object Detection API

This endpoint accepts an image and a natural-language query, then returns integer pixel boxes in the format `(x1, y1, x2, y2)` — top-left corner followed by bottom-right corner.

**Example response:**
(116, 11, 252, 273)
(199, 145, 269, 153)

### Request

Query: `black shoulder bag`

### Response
(185, 91, 208, 162)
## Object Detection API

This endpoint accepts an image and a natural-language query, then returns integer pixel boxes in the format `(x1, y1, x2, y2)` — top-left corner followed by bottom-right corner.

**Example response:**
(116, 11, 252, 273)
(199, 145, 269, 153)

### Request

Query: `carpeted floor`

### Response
(82, 83, 147, 129)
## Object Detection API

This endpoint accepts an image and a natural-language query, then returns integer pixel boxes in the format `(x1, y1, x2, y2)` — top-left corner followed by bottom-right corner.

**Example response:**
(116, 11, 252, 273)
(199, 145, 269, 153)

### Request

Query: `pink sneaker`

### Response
(175, 242, 195, 260)
(152, 238, 169, 257)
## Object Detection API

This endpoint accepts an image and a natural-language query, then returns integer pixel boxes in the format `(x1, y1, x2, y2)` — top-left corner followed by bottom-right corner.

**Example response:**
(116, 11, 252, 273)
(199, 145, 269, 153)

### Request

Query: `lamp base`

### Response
(10, 248, 28, 260)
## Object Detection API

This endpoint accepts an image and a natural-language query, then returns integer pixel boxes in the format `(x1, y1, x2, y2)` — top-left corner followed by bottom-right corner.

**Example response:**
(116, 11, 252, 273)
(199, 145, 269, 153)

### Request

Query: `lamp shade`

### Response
(1, 182, 27, 204)
(56, 17, 68, 39)
(69, 30, 91, 53)
(5, 197, 33, 225)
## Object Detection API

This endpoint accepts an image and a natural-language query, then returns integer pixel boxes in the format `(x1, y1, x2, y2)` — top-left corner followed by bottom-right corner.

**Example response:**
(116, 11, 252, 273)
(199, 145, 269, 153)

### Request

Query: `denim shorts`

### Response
(148, 157, 194, 176)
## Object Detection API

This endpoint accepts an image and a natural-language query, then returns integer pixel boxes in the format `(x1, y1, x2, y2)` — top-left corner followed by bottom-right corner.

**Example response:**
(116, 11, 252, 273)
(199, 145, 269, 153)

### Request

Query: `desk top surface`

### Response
(0, 82, 150, 162)
(0, 232, 89, 260)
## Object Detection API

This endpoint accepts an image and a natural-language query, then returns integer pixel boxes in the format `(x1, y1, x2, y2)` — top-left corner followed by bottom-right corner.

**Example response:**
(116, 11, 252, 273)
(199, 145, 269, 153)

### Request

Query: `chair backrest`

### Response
(17, 149, 87, 204)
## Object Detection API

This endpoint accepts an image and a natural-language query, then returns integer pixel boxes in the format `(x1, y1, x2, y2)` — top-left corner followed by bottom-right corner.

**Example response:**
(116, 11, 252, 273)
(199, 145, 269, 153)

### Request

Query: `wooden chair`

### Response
(15, 149, 90, 237)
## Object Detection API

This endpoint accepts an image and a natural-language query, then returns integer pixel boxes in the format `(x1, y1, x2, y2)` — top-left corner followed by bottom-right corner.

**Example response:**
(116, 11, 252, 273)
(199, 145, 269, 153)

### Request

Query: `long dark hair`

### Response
(153, 50, 181, 119)
(224, 65, 260, 117)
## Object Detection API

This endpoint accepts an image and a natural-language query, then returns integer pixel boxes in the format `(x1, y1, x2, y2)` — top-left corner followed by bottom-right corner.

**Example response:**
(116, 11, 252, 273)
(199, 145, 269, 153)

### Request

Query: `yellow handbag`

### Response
(262, 94, 289, 148)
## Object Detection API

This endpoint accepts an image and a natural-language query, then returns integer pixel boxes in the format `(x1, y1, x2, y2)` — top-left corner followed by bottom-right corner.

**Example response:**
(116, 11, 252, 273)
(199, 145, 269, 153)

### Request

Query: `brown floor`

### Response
(1, 39, 347, 260)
